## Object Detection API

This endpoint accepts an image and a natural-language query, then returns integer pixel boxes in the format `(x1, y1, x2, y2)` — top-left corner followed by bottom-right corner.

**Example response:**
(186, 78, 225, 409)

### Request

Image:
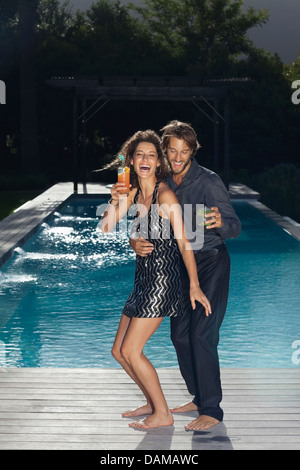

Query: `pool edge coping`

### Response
(246, 199, 300, 242)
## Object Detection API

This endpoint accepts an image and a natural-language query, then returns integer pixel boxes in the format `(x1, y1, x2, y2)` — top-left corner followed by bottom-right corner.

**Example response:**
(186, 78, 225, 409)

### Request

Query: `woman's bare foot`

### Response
(122, 403, 153, 417)
(129, 411, 174, 429)
(170, 401, 199, 413)
(184, 415, 219, 431)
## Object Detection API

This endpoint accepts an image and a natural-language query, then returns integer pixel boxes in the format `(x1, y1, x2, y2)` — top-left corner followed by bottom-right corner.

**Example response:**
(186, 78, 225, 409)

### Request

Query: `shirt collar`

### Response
(183, 157, 200, 182)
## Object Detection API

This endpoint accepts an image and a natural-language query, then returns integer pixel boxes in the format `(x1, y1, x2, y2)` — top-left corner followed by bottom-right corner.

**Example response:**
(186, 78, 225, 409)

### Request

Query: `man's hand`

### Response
(205, 206, 224, 229)
(129, 236, 154, 257)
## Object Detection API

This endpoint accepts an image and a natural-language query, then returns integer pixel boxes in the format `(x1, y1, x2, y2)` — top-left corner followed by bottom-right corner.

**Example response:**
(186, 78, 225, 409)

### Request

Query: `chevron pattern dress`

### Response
(123, 181, 183, 318)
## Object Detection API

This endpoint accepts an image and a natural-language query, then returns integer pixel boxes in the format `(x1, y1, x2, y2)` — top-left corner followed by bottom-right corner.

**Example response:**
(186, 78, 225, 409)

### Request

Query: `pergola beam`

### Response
(47, 76, 254, 192)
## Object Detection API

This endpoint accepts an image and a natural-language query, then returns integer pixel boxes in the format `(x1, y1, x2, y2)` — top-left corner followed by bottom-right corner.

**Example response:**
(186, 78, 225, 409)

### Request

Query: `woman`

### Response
(101, 130, 211, 429)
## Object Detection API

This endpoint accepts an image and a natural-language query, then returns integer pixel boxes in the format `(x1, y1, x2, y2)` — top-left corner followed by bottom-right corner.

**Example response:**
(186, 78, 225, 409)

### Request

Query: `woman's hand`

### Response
(110, 182, 128, 204)
(102, 184, 133, 233)
(190, 284, 212, 316)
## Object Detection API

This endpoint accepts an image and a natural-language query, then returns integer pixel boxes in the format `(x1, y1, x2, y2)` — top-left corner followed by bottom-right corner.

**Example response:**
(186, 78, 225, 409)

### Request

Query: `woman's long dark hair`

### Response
(95, 129, 170, 188)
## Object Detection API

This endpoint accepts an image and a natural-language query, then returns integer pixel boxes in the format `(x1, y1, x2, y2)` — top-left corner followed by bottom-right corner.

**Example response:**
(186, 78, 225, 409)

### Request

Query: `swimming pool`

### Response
(0, 197, 299, 368)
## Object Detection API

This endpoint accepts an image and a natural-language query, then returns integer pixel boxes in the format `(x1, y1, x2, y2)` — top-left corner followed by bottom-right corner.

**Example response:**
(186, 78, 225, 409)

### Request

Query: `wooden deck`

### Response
(0, 367, 299, 451)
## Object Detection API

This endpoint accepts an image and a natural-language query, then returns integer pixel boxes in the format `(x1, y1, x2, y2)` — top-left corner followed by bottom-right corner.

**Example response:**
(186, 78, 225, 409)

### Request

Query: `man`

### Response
(130, 120, 241, 430)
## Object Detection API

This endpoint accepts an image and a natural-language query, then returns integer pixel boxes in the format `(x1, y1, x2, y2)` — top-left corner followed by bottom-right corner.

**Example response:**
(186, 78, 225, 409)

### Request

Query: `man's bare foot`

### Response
(185, 415, 219, 431)
(122, 403, 153, 417)
(170, 401, 199, 413)
(129, 411, 174, 429)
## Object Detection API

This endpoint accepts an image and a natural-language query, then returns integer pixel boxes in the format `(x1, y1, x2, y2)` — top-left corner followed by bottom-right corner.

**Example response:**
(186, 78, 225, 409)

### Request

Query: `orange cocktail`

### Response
(118, 166, 130, 195)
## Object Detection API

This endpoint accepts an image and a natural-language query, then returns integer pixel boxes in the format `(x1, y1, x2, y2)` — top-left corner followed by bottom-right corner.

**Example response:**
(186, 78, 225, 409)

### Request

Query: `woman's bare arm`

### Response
(158, 185, 212, 316)
(101, 183, 136, 233)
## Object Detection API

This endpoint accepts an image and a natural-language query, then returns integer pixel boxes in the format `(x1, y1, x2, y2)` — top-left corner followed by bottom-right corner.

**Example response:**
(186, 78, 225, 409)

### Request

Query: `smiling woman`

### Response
(133, 142, 160, 176)
(119, 129, 170, 189)
(100, 128, 211, 429)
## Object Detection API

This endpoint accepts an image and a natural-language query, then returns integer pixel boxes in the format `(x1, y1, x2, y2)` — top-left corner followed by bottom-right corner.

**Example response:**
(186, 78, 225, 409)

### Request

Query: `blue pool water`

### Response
(0, 198, 299, 368)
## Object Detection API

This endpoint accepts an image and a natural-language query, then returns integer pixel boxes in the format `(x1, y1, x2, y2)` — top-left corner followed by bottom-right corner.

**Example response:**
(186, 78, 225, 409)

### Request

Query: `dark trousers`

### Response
(171, 244, 230, 422)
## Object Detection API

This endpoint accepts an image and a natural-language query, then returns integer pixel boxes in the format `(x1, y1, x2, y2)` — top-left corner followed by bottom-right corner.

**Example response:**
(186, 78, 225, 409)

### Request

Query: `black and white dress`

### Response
(123, 182, 183, 318)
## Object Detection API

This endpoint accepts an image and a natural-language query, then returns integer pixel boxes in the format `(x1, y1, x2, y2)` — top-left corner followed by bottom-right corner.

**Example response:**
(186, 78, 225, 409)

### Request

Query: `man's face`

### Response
(166, 137, 193, 175)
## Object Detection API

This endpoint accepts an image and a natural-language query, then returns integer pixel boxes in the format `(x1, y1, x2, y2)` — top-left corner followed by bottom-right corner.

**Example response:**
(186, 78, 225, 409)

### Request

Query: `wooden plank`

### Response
(1, 375, 299, 385)
(0, 404, 300, 420)
(0, 399, 297, 412)
(0, 418, 300, 432)
(0, 390, 298, 400)
(1, 367, 299, 378)
(0, 382, 299, 392)
(0, 431, 299, 444)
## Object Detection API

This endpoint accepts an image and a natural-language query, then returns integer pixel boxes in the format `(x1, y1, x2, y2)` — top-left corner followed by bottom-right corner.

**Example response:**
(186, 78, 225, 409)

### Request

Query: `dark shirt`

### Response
(166, 158, 241, 252)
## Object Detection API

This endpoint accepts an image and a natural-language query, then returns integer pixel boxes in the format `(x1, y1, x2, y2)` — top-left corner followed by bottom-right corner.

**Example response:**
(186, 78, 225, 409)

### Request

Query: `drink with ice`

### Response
(118, 166, 130, 195)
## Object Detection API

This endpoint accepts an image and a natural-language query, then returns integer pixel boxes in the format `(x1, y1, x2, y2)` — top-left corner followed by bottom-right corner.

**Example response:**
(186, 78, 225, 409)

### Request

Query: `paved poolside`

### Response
(0, 367, 299, 450)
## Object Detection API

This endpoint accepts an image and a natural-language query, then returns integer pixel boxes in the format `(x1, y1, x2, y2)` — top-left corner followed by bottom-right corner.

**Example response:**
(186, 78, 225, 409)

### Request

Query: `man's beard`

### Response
(171, 157, 192, 175)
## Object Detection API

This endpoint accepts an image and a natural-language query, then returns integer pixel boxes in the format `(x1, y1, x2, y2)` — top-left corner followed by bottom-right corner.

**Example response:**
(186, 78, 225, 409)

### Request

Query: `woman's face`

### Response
(131, 142, 161, 179)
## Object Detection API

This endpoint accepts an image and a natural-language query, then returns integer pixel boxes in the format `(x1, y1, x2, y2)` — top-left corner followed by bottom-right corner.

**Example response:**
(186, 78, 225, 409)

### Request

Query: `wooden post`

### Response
(224, 93, 230, 190)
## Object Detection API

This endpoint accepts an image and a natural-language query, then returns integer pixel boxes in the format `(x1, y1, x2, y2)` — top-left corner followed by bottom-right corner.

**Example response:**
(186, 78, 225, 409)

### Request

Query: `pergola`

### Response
(46, 76, 253, 191)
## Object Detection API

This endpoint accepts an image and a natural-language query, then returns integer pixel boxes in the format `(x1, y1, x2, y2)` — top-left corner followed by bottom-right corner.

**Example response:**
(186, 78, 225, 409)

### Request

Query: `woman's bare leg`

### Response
(111, 314, 154, 416)
(120, 317, 174, 429)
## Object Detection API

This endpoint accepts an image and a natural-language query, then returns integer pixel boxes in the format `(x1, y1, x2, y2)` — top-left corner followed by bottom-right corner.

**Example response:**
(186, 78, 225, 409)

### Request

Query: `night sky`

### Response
(64, 0, 300, 64)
